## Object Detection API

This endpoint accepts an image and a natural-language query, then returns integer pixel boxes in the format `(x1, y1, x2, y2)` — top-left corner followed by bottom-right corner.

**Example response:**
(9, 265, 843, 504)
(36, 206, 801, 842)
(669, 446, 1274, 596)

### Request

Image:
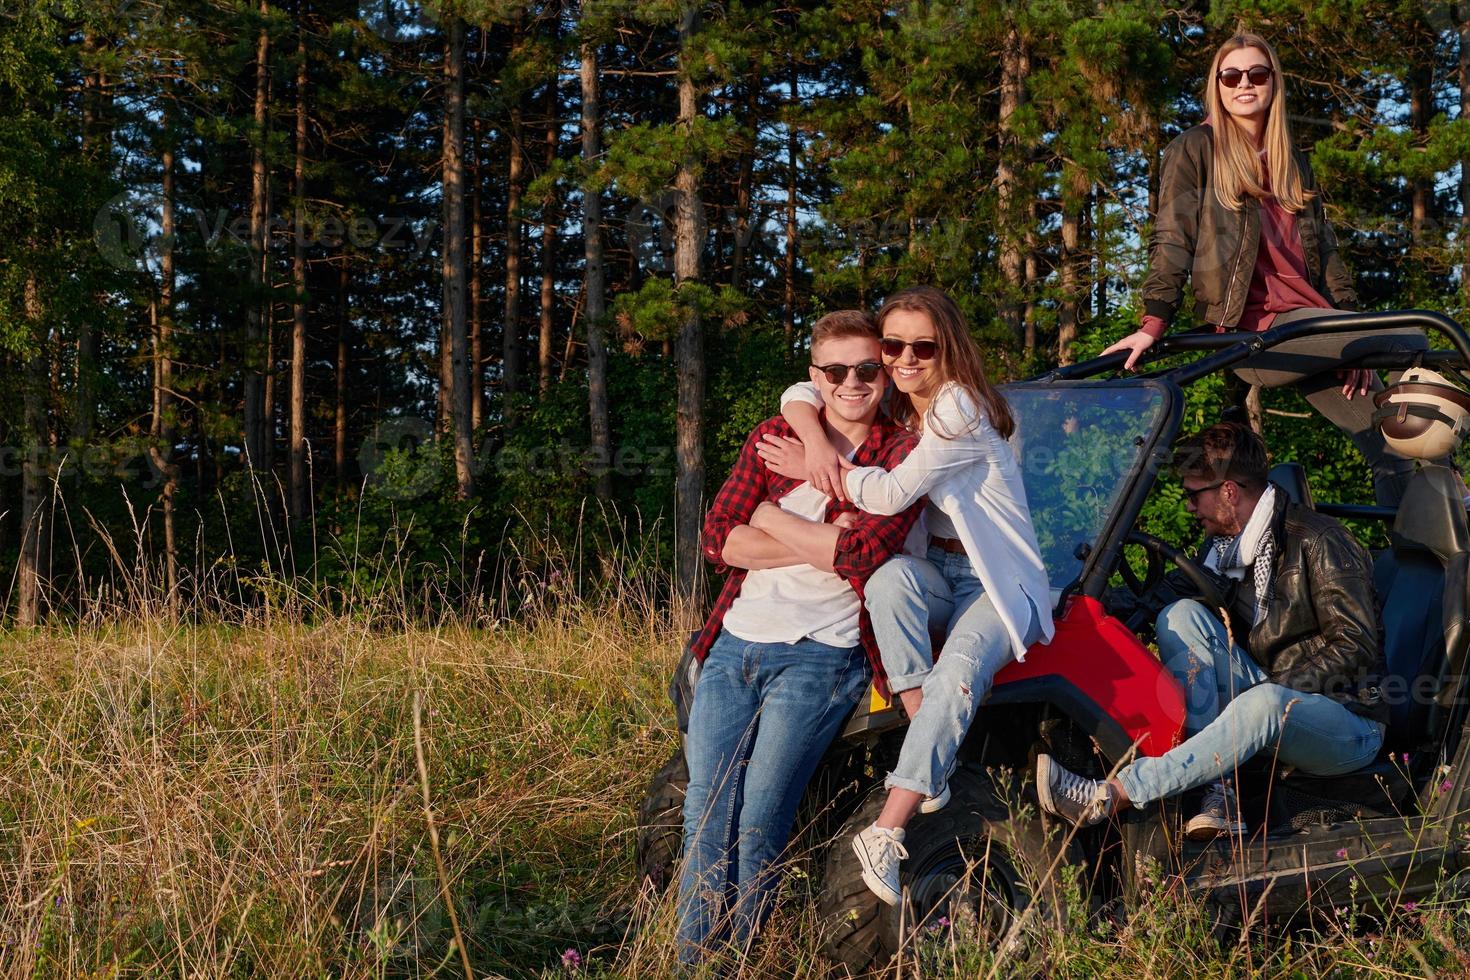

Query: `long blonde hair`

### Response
(1203, 33, 1312, 213)
(877, 287, 1014, 440)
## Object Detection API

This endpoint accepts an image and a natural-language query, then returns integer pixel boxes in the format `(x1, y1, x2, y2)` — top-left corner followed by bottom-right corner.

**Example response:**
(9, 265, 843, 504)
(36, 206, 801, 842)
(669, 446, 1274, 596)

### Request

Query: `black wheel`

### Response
(635, 746, 688, 892)
(819, 765, 1079, 976)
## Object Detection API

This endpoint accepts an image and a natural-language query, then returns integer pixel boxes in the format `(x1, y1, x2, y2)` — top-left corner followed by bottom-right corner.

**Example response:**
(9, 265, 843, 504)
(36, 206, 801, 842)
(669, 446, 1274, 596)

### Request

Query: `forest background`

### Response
(5, 0, 1470, 617)
(11, 2, 1470, 976)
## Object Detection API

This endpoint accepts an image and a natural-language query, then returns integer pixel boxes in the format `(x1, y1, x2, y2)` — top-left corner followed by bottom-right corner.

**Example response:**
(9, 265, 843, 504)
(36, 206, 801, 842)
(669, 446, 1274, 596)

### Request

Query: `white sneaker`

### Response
(919, 784, 951, 814)
(1184, 781, 1246, 840)
(852, 823, 907, 907)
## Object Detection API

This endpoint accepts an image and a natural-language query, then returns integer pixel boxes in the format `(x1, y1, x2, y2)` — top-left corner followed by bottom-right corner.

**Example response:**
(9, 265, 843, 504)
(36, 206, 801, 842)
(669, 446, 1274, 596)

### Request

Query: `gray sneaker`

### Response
(1184, 781, 1246, 840)
(1036, 754, 1113, 827)
(852, 823, 908, 907)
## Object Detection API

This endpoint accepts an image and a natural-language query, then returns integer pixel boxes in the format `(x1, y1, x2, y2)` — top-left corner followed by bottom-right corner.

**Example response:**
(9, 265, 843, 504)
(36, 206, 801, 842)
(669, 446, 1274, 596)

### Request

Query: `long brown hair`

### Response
(1203, 33, 1312, 213)
(877, 286, 1015, 440)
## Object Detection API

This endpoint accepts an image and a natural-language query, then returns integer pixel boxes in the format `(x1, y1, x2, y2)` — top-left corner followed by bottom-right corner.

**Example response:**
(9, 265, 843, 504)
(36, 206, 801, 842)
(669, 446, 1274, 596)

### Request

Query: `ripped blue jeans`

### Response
(866, 547, 1040, 798)
(1116, 599, 1384, 805)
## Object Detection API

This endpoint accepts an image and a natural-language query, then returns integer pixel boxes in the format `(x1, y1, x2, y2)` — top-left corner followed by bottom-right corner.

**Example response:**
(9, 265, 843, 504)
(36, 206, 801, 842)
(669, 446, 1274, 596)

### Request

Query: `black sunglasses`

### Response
(814, 361, 883, 385)
(1182, 479, 1228, 502)
(1217, 65, 1273, 89)
(880, 338, 938, 360)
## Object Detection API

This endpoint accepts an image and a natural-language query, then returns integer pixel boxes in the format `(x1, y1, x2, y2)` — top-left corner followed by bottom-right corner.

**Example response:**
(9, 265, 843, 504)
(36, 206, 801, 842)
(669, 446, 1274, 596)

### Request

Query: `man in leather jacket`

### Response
(1036, 423, 1389, 838)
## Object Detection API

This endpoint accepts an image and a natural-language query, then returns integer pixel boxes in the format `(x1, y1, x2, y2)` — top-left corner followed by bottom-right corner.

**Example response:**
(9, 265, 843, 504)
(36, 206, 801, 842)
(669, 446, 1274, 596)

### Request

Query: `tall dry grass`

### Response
(8, 583, 1470, 979)
(4, 497, 1470, 976)
(0, 531, 689, 978)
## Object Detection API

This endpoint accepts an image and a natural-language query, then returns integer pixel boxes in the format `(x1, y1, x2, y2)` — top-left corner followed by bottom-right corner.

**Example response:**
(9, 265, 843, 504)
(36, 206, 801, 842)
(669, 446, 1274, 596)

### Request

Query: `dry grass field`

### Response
(2, 558, 1469, 979)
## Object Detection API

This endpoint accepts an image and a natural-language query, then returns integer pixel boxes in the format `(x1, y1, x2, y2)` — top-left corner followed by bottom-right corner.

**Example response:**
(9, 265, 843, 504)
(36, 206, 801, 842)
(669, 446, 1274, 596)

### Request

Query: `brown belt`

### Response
(930, 535, 966, 554)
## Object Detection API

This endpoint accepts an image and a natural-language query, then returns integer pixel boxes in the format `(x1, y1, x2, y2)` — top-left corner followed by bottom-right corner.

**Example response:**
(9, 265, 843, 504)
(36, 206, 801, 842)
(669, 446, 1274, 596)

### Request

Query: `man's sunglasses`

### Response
(1182, 479, 1228, 502)
(880, 338, 938, 360)
(1217, 66, 1272, 89)
(814, 361, 883, 385)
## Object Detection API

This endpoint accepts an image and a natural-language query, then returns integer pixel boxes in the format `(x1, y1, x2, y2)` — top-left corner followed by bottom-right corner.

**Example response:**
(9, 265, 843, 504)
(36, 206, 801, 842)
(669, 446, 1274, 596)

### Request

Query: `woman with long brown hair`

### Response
(755, 285, 1053, 907)
(1105, 32, 1438, 506)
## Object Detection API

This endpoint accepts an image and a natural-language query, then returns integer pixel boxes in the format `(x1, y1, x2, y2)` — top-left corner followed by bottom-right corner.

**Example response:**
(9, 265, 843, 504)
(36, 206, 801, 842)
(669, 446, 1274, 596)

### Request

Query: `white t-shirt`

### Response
(720, 481, 862, 648)
(781, 381, 1054, 660)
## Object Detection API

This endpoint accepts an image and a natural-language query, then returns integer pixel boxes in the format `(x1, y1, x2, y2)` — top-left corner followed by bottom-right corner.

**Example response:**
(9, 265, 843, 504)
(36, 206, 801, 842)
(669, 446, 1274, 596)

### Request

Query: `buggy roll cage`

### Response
(1024, 310, 1470, 604)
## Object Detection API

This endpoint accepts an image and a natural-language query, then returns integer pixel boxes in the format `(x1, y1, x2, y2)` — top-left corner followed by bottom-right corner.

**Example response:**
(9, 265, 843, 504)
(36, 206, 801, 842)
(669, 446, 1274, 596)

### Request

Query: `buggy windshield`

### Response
(1005, 381, 1171, 591)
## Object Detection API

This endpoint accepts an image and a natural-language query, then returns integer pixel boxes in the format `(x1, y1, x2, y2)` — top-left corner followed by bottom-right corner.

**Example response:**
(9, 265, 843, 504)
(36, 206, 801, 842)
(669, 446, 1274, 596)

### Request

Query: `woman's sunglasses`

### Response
(880, 338, 938, 360)
(1217, 66, 1272, 89)
(814, 361, 883, 385)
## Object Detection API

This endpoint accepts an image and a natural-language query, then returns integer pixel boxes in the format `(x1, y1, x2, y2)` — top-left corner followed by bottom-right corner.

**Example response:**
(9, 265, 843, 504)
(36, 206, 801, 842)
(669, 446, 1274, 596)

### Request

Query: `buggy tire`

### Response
(635, 746, 688, 892)
(818, 765, 1076, 976)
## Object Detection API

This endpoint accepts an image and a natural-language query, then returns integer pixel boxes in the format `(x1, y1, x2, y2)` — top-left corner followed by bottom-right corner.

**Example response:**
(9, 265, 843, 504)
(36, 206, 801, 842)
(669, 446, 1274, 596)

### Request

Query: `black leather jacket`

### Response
(1140, 125, 1358, 331)
(1199, 488, 1389, 725)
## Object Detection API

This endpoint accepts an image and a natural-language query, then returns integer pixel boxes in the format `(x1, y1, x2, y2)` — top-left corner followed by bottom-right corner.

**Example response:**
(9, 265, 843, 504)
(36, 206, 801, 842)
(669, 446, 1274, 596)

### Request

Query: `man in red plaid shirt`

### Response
(676, 310, 923, 964)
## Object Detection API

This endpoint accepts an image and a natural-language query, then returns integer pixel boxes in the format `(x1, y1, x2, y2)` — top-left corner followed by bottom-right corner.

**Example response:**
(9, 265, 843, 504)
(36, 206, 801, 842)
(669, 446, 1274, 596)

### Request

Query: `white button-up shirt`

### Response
(783, 381, 1055, 660)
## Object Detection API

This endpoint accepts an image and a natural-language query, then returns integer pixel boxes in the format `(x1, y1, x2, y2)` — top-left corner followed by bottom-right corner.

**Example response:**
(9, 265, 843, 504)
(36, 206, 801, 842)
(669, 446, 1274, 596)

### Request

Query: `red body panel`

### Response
(995, 595, 1186, 757)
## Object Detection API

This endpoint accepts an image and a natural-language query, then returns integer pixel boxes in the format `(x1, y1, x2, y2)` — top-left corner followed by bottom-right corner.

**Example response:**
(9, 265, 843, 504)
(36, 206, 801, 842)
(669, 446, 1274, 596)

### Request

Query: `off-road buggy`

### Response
(636, 311, 1470, 974)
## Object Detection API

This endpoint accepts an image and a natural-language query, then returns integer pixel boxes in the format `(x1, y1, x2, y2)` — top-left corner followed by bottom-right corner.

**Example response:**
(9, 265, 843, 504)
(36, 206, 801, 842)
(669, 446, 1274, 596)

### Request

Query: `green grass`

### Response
(4, 579, 1470, 978)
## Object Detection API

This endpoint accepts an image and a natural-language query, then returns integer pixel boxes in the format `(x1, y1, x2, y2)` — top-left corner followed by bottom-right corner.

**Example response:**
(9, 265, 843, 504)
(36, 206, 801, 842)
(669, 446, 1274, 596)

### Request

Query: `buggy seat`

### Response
(1371, 465, 1470, 751)
(1272, 465, 1470, 821)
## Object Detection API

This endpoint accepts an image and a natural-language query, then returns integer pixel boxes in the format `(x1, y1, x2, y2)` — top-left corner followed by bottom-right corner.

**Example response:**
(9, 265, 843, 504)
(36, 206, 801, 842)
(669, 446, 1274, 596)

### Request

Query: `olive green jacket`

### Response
(1140, 124, 1358, 333)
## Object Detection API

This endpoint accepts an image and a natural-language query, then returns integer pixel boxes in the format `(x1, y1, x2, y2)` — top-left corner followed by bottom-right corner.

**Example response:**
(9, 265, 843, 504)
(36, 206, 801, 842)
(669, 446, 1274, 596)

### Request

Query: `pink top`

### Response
(1141, 160, 1331, 339)
(1235, 189, 1332, 332)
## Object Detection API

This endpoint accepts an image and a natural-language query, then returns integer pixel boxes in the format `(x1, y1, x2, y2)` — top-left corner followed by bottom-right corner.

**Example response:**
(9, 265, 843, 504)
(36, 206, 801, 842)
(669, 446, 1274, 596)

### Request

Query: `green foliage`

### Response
(6, 0, 1470, 618)
(705, 327, 799, 477)
(610, 277, 749, 343)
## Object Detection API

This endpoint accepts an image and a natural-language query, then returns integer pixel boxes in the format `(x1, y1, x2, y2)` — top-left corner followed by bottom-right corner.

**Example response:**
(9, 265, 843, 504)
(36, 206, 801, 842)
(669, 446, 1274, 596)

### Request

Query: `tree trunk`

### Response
(75, 34, 105, 458)
(17, 270, 48, 626)
(471, 117, 484, 430)
(503, 19, 526, 409)
(150, 99, 181, 602)
(1093, 190, 1107, 320)
(289, 7, 309, 522)
(443, 14, 473, 498)
(1057, 166, 1085, 366)
(783, 58, 799, 357)
(1461, 14, 1470, 309)
(0, 379, 8, 569)
(539, 71, 557, 394)
(264, 305, 276, 473)
(996, 23, 1028, 348)
(1412, 65, 1431, 245)
(245, 1, 271, 472)
(674, 7, 705, 600)
(335, 260, 349, 491)
(1246, 384, 1265, 437)
(581, 35, 611, 503)
(1023, 234, 1039, 352)
(1145, 130, 1161, 228)
(729, 84, 756, 290)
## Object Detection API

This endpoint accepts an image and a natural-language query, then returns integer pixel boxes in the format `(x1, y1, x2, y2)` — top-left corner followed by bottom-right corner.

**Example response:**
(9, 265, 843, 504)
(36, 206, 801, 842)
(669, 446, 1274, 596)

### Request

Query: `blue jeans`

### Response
(675, 631, 869, 964)
(866, 548, 1041, 798)
(1117, 599, 1385, 805)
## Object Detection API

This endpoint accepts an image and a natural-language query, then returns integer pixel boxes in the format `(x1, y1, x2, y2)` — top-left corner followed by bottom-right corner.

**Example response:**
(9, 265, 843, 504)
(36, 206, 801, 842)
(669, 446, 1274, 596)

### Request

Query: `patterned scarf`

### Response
(1204, 485, 1278, 627)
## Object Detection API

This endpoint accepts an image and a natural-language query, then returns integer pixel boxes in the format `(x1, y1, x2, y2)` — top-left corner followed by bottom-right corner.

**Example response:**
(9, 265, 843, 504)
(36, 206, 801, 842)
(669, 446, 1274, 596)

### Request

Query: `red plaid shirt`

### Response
(692, 411, 922, 698)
